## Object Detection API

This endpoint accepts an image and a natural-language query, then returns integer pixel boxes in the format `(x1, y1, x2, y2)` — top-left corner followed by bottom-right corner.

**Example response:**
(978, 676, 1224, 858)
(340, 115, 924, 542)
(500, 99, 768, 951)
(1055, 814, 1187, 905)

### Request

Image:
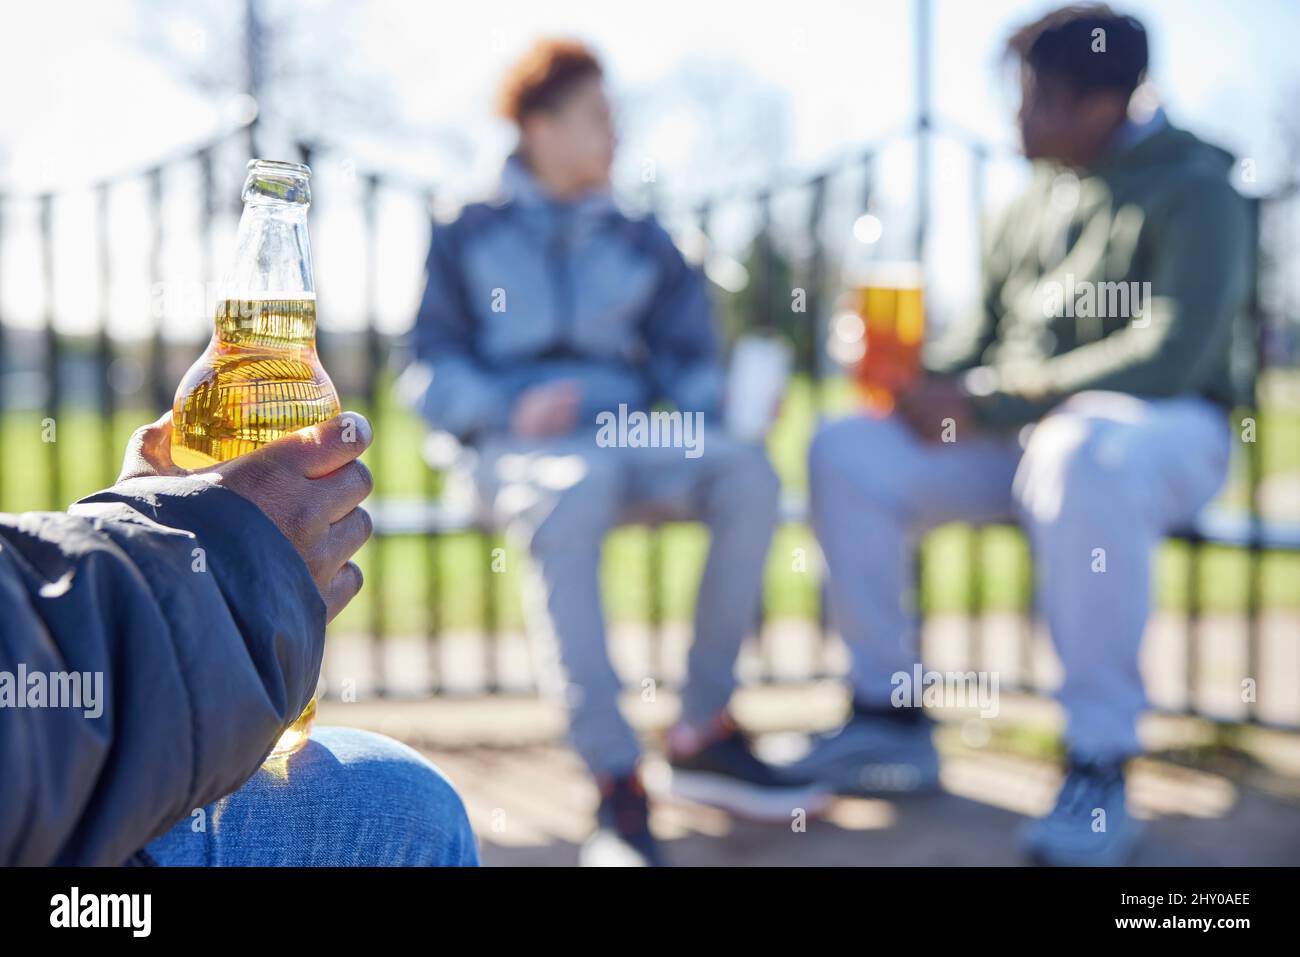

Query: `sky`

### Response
(0, 0, 1297, 340)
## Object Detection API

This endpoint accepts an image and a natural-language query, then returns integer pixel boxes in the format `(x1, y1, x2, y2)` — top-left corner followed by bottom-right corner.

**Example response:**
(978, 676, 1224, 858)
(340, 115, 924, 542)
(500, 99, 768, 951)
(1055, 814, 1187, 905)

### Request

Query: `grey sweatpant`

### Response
(809, 391, 1232, 762)
(461, 427, 780, 776)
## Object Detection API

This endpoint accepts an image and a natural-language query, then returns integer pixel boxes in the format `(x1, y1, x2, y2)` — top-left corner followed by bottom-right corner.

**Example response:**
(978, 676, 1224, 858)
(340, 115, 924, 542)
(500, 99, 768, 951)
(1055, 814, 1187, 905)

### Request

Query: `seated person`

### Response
(805, 4, 1252, 865)
(1, 412, 477, 866)
(399, 38, 820, 867)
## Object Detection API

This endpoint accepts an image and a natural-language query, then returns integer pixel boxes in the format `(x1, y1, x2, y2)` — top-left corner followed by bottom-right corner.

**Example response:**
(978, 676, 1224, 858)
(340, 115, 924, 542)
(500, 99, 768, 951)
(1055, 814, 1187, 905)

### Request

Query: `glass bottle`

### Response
(172, 159, 339, 757)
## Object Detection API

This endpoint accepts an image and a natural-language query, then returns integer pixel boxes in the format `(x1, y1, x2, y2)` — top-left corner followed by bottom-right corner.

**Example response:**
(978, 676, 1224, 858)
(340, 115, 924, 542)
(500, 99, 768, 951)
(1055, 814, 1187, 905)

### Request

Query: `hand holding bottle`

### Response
(120, 411, 374, 622)
(510, 380, 582, 438)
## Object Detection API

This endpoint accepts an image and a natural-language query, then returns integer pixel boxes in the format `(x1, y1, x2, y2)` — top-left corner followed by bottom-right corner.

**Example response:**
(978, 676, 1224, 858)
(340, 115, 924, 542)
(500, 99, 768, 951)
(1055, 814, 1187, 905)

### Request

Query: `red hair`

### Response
(497, 38, 603, 125)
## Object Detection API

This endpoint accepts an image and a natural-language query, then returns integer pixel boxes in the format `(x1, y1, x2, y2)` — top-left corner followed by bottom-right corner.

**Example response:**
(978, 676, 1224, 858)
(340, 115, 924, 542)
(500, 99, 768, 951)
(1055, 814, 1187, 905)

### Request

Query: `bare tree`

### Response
(133, 0, 402, 157)
(615, 56, 793, 205)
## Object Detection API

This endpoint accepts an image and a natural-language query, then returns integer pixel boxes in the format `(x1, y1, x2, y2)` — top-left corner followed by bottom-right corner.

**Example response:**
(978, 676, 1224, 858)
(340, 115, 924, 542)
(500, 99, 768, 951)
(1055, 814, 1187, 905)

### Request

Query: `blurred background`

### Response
(2, 0, 1298, 864)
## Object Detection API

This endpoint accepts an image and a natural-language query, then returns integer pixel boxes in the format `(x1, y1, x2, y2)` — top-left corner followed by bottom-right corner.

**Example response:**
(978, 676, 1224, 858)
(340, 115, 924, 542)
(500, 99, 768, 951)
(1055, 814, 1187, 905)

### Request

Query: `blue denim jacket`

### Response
(400, 157, 722, 443)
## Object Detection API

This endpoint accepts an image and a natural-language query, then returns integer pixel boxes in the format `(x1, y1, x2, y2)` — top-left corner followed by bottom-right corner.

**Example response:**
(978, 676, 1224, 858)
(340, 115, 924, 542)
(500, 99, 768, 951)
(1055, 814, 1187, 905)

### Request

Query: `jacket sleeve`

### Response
(638, 224, 724, 420)
(397, 217, 511, 442)
(0, 475, 325, 866)
(971, 177, 1253, 428)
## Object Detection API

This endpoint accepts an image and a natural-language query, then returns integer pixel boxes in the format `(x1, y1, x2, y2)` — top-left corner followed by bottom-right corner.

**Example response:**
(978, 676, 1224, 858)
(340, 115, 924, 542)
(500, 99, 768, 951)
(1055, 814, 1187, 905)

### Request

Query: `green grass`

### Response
(4, 374, 1298, 635)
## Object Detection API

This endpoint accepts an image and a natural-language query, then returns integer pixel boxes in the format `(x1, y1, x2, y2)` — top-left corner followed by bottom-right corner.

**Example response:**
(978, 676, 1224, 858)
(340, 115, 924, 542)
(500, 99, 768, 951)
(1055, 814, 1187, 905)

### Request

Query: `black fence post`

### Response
(146, 168, 168, 415)
(95, 183, 116, 489)
(198, 148, 216, 296)
(753, 189, 777, 680)
(966, 529, 985, 672)
(481, 530, 500, 694)
(1244, 194, 1265, 724)
(39, 194, 60, 510)
(755, 190, 775, 334)
(645, 524, 663, 687)
(420, 189, 444, 694)
(362, 173, 388, 696)
(802, 174, 828, 679)
(1184, 536, 1202, 715)
(966, 144, 989, 678)
(803, 174, 827, 409)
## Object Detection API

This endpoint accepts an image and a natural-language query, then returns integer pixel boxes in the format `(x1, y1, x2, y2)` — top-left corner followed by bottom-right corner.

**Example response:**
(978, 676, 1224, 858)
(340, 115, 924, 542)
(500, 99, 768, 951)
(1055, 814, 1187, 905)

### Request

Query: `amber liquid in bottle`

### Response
(173, 298, 339, 468)
(172, 297, 338, 756)
(172, 160, 335, 758)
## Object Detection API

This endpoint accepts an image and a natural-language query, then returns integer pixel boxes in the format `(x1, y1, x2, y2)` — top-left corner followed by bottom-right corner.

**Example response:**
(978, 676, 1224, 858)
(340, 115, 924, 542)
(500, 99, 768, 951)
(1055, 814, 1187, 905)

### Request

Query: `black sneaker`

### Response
(787, 700, 941, 796)
(579, 771, 665, 867)
(1021, 756, 1143, 867)
(658, 716, 831, 822)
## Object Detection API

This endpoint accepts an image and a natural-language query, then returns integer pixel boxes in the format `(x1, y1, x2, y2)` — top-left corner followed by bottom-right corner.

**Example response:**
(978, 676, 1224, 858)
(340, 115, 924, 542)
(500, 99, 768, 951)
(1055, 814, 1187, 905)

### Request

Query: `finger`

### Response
(915, 409, 945, 442)
(256, 412, 373, 480)
(325, 507, 373, 568)
(314, 460, 374, 523)
(322, 561, 364, 623)
(551, 409, 580, 433)
(895, 406, 924, 436)
(118, 411, 185, 482)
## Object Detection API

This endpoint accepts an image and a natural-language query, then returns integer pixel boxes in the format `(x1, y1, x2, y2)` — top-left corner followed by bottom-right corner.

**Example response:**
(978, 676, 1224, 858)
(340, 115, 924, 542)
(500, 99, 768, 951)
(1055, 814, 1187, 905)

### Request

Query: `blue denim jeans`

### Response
(144, 727, 479, 866)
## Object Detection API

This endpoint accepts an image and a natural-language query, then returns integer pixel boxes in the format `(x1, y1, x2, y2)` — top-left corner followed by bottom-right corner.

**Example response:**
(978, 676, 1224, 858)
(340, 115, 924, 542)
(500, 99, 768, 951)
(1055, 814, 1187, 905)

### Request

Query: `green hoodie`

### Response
(926, 123, 1255, 429)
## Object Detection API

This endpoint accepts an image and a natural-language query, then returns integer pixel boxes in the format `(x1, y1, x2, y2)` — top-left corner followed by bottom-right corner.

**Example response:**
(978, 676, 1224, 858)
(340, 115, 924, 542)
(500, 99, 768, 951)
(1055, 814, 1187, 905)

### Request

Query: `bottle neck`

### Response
(222, 200, 315, 302)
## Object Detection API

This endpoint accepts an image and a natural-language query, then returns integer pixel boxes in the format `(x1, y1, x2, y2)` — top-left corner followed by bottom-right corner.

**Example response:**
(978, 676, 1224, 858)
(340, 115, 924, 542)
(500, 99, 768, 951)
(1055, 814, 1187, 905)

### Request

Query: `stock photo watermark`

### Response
(890, 665, 1000, 719)
(0, 665, 103, 718)
(595, 403, 705, 459)
(49, 887, 151, 937)
(1039, 274, 1152, 326)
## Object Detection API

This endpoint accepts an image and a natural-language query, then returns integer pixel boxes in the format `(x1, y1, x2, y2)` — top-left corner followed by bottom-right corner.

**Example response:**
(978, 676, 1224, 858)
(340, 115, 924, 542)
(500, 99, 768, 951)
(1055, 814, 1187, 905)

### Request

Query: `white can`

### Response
(724, 334, 792, 442)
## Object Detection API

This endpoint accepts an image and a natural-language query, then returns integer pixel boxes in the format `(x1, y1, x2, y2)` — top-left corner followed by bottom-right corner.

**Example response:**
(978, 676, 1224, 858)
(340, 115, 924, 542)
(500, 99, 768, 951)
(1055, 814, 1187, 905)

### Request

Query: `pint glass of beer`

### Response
(841, 261, 925, 415)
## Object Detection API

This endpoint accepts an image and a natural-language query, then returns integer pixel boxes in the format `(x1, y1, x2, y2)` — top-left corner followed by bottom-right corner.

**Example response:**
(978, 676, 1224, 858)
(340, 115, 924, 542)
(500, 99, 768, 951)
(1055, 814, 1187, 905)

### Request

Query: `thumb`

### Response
(118, 411, 185, 482)
(248, 412, 374, 480)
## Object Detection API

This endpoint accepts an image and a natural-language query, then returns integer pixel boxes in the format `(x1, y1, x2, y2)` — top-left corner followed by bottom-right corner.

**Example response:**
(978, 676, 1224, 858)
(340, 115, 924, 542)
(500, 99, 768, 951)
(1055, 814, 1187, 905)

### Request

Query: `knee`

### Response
(396, 756, 479, 867)
(1015, 415, 1134, 526)
(808, 415, 899, 508)
(524, 458, 623, 557)
(316, 728, 479, 866)
(808, 418, 857, 487)
(709, 443, 781, 515)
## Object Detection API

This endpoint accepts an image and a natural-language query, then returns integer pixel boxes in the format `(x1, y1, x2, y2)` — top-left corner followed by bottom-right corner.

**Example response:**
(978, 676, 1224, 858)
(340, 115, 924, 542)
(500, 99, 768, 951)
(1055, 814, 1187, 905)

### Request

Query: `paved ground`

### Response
(317, 683, 1300, 867)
